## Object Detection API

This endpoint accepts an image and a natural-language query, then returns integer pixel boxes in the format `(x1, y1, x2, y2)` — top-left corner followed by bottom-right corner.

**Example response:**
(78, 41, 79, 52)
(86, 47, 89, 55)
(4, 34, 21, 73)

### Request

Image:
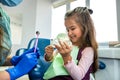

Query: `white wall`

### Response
(35, 0, 52, 39)
(95, 58, 120, 80)
(0, 0, 52, 56)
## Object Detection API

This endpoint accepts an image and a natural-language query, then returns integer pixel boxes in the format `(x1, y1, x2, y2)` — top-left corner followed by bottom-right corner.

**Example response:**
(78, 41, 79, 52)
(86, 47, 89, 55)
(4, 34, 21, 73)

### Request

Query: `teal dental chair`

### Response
(16, 38, 51, 80)
(15, 38, 106, 80)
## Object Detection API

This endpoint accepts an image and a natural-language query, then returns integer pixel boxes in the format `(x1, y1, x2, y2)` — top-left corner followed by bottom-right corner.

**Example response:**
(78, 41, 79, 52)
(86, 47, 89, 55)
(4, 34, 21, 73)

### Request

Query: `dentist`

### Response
(0, 0, 40, 80)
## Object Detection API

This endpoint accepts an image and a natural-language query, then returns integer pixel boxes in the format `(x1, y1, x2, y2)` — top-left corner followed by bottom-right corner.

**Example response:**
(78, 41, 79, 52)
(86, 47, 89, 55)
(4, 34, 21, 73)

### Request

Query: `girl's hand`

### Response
(45, 45, 54, 60)
(54, 40, 72, 57)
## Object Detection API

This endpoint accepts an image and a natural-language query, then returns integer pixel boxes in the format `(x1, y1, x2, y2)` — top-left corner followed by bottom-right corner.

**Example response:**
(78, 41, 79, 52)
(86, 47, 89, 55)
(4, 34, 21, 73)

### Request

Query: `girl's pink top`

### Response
(64, 47, 94, 80)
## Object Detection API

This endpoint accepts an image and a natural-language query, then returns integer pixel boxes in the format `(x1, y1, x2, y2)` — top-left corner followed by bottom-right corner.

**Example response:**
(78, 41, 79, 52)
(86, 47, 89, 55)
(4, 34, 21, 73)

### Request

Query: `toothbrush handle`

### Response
(34, 36, 39, 53)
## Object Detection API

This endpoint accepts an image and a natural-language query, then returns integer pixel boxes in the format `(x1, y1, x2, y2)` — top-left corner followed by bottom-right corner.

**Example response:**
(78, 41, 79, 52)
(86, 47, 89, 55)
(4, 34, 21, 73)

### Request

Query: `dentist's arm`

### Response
(0, 71, 10, 80)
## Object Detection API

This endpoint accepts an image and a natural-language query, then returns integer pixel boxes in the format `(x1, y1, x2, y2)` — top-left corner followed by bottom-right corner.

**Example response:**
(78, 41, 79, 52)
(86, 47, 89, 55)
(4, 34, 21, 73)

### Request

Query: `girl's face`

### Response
(65, 17, 82, 46)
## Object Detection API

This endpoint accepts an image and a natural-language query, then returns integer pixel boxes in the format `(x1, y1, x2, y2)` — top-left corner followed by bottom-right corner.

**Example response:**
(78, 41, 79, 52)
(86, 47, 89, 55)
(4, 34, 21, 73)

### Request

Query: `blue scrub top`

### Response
(0, 7, 12, 65)
(0, 0, 23, 7)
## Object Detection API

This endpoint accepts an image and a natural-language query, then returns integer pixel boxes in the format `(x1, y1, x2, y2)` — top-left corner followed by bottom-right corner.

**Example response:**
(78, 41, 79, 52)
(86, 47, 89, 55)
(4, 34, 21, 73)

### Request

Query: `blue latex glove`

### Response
(6, 52, 39, 80)
(10, 47, 39, 66)
(0, 0, 23, 7)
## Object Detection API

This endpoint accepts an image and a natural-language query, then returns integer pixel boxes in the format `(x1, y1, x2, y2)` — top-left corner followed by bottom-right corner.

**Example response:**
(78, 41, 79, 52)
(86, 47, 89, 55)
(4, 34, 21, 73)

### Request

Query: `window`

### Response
(51, 5, 66, 39)
(90, 0, 117, 42)
(71, 0, 86, 10)
(52, 0, 117, 43)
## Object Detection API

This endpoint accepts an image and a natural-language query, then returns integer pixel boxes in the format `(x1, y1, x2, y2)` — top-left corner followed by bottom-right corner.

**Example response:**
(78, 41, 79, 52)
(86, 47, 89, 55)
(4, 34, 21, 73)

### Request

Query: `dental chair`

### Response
(15, 38, 106, 80)
(16, 38, 51, 80)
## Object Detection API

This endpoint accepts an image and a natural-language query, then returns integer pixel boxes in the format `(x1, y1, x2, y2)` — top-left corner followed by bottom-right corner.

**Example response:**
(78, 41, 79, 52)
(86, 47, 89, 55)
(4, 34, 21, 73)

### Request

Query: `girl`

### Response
(44, 7, 98, 80)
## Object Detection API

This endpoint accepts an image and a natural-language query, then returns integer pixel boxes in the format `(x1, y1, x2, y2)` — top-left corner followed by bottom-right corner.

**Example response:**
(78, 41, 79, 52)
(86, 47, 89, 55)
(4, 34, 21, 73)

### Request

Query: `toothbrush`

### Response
(34, 31, 40, 53)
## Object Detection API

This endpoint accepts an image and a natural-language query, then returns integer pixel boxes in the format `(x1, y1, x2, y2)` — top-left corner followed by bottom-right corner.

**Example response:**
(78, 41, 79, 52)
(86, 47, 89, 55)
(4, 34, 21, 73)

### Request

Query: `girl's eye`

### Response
(71, 28, 75, 30)
(66, 27, 75, 32)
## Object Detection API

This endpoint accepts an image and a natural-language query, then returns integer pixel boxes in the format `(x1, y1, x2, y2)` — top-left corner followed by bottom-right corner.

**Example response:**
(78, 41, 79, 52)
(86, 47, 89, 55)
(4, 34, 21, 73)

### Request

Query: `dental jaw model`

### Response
(52, 33, 72, 47)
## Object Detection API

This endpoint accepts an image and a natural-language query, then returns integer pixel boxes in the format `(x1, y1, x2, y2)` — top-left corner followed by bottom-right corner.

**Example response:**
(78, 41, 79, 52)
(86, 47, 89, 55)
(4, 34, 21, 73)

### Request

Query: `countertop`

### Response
(98, 48, 120, 59)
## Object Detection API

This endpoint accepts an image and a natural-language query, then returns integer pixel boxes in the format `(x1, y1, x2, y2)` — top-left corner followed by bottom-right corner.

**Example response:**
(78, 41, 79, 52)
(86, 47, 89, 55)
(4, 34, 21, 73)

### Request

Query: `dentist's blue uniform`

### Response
(0, 0, 23, 65)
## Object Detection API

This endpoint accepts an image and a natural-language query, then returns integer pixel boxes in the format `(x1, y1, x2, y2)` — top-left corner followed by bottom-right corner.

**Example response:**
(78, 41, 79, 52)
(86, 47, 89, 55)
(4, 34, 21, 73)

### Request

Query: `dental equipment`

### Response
(34, 31, 40, 53)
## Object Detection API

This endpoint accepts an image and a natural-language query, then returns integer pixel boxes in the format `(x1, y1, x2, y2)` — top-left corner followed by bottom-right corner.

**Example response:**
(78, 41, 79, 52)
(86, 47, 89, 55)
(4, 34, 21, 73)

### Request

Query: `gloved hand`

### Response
(6, 52, 39, 80)
(10, 47, 39, 66)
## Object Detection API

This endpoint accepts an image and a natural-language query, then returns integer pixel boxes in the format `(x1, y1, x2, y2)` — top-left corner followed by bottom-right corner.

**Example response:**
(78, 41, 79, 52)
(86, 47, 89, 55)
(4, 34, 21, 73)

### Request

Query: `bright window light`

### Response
(90, 0, 117, 42)
(71, 0, 86, 10)
(51, 5, 66, 39)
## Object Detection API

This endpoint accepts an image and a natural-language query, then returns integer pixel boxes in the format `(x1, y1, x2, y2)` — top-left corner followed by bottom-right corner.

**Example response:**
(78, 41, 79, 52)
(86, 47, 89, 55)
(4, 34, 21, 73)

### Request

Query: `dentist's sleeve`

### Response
(0, 71, 10, 80)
